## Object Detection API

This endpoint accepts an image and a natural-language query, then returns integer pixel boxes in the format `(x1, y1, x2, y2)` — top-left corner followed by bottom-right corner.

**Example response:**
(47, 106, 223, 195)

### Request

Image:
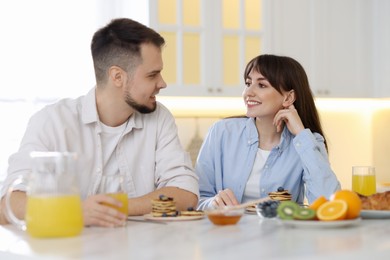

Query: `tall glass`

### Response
(352, 166, 376, 196)
(97, 174, 129, 216)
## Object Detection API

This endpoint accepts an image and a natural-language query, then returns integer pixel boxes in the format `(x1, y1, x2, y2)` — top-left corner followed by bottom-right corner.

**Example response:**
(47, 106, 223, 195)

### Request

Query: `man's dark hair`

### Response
(91, 18, 165, 83)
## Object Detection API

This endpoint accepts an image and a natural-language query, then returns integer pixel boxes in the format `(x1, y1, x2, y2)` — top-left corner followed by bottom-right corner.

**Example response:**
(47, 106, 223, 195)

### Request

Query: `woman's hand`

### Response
(212, 189, 239, 208)
(273, 104, 305, 135)
(82, 194, 127, 227)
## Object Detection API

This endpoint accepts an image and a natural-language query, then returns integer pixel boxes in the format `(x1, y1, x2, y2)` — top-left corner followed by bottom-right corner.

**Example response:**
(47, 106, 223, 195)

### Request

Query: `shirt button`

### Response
(265, 165, 268, 169)
(296, 142, 301, 147)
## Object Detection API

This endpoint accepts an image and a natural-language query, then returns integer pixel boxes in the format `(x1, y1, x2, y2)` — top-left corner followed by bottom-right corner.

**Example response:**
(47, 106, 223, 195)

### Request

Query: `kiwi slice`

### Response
(277, 201, 299, 220)
(293, 207, 316, 220)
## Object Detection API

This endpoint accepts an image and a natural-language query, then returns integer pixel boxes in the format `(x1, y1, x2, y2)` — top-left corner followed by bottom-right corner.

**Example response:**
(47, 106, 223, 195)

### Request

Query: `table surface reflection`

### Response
(1, 214, 390, 259)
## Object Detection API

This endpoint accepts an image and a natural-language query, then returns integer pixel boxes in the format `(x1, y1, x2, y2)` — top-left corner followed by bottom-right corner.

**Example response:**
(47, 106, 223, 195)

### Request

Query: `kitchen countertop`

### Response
(1, 214, 390, 259)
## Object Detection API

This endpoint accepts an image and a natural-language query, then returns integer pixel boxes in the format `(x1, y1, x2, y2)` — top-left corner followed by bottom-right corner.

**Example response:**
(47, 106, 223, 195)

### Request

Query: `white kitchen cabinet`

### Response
(264, 0, 376, 98)
(151, 0, 389, 98)
(150, 0, 263, 97)
(371, 0, 390, 98)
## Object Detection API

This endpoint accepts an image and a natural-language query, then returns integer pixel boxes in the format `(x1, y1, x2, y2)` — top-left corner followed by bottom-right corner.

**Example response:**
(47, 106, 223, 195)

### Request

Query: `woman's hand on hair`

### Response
(273, 104, 305, 135)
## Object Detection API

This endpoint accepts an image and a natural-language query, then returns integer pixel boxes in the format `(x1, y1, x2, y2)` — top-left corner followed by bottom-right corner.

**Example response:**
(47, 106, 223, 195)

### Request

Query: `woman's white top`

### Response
(242, 148, 270, 202)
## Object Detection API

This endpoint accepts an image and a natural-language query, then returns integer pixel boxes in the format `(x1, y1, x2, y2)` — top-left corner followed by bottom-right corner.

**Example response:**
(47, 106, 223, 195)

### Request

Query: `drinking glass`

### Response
(97, 174, 129, 216)
(352, 166, 376, 196)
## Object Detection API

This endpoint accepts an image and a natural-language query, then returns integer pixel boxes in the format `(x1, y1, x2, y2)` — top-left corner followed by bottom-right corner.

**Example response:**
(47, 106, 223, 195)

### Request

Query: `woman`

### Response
(196, 54, 340, 210)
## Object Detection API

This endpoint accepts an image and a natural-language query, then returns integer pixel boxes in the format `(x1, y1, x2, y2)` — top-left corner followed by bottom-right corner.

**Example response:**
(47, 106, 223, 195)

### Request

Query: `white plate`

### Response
(279, 218, 361, 228)
(144, 213, 204, 221)
(360, 210, 390, 219)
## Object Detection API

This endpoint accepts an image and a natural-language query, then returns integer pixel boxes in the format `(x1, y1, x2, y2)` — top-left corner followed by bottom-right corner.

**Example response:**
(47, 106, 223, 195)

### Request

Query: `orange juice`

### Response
(352, 174, 376, 196)
(105, 192, 128, 215)
(26, 194, 83, 238)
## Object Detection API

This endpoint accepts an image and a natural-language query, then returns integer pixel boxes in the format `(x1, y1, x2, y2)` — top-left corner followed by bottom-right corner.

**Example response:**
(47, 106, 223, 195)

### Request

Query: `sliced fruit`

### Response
(293, 207, 316, 220)
(330, 189, 362, 219)
(317, 200, 348, 221)
(277, 201, 299, 220)
(309, 196, 328, 210)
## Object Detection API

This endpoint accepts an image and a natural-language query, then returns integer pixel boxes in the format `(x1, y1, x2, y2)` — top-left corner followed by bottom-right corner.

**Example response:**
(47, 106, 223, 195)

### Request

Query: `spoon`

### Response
(224, 197, 272, 211)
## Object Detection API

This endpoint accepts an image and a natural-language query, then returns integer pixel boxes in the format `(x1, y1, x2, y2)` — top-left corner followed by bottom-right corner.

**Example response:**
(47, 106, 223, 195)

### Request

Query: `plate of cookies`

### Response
(145, 195, 205, 221)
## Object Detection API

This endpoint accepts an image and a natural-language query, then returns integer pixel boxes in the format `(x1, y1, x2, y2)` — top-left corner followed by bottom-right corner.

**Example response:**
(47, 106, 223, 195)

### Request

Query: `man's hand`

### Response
(82, 194, 127, 227)
(0, 191, 27, 225)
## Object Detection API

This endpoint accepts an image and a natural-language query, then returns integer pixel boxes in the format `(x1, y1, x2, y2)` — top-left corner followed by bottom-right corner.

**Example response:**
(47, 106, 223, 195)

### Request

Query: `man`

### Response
(0, 18, 199, 227)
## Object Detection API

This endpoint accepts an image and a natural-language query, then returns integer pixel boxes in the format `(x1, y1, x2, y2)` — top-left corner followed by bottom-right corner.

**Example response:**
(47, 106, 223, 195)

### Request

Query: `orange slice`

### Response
(309, 196, 328, 210)
(316, 200, 348, 221)
(330, 189, 361, 219)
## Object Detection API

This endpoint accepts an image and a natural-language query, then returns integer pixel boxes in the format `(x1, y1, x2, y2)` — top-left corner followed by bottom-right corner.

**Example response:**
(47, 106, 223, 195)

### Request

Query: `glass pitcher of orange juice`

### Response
(4, 152, 83, 238)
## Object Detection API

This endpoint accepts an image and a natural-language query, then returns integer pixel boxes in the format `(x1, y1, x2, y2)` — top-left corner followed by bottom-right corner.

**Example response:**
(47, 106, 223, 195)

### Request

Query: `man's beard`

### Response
(125, 93, 156, 114)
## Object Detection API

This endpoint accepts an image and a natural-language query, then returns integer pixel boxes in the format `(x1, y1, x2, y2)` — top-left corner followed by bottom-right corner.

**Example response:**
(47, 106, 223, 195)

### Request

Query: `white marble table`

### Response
(1, 214, 390, 260)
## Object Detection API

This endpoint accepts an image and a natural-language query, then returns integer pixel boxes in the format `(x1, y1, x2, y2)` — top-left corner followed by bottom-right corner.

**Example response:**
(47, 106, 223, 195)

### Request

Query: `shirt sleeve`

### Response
(154, 105, 199, 198)
(0, 108, 53, 197)
(293, 129, 341, 203)
(195, 123, 220, 210)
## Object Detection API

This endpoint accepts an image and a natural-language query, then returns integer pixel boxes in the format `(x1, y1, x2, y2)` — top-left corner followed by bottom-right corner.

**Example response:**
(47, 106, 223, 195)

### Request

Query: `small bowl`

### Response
(205, 207, 244, 226)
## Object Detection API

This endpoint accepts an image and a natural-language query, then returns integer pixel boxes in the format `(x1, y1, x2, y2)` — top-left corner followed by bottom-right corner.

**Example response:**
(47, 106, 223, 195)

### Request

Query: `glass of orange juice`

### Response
(97, 174, 129, 217)
(352, 166, 376, 196)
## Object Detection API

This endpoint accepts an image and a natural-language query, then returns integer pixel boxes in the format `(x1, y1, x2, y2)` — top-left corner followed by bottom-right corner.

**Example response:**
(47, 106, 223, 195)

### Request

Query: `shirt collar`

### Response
(278, 126, 292, 151)
(245, 117, 259, 146)
(127, 102, 163, 131)
(81, 87, 99, 125)
(244, 117, 292, 150)
(80, 87, 147, 131)
(124, 110, 144, 134)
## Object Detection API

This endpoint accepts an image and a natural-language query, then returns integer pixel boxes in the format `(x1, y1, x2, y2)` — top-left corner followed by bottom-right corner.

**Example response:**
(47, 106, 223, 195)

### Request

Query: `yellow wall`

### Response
(373, 109, 390, 185)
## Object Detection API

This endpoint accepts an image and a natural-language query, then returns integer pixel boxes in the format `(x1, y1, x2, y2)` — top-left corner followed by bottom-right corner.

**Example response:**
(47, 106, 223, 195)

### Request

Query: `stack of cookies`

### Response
(151, 195, 178, 217)
(268, 187, 292, 201)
